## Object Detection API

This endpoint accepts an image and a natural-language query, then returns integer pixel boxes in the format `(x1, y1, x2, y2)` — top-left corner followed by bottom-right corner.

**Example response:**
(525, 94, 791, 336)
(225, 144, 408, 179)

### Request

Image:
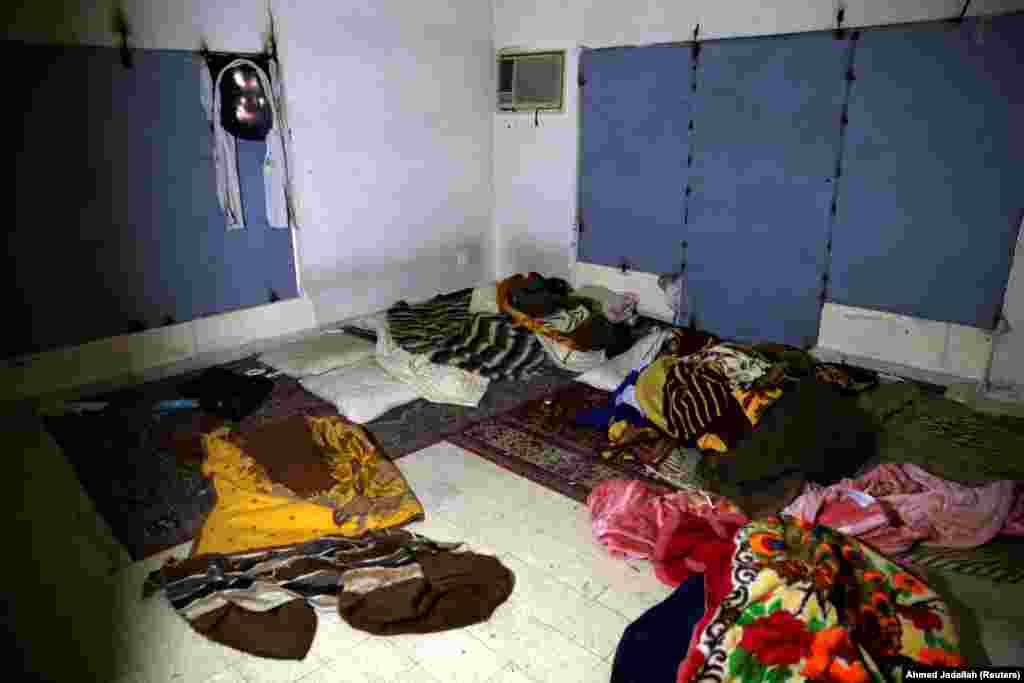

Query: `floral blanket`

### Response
(679, 516, 962, 683)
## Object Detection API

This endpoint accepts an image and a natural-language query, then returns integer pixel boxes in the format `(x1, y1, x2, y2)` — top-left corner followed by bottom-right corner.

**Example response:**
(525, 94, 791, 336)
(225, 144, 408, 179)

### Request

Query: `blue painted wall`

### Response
(6, 43, 298, 359)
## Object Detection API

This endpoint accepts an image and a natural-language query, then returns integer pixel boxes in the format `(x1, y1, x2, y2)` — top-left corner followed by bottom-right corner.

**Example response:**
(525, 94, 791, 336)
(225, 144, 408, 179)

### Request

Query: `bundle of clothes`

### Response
(573, 327, 881, 517)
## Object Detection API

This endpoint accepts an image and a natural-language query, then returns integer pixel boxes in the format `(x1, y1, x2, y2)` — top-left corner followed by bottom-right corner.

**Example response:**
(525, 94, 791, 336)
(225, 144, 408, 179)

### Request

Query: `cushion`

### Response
(469, 281, 500, 314)
(258, 332, 375, 377)
(300, 358, 419, 423)
(576, 327, 672, 391)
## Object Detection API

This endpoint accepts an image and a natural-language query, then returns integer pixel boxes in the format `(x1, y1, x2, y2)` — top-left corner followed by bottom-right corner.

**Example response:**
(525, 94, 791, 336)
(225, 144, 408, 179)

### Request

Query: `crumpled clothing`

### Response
(587, 480, 748, 586)
(683, 343, 774, 388)
(782, 463, 1024, 555)
(575, 284, 639, 324)
(538, 304, 591, 334)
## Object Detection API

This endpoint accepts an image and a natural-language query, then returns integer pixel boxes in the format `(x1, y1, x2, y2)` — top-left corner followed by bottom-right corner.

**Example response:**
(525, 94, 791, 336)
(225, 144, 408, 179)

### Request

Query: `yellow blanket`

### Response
(192, 415, 423, 556)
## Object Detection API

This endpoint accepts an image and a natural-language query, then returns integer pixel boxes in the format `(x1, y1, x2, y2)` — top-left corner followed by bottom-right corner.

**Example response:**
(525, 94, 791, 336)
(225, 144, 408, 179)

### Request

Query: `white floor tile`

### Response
(203, 670, 249, 683)
(232, 652, 331, 683)
(485, 662, 540, 683)
(317, 636, 419, 681)
(466, 601, 606, 683)
(388, 629, 506, 683)
(497, 555, 630, 659)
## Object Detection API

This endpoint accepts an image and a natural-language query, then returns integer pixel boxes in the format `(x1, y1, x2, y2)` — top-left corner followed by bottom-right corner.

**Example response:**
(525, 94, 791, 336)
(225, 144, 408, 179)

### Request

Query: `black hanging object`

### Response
(951, 0, 972, 24)
(269, 289, 280, 303)
(834, 6, 846, 39)
(219, 62, 273, 141)
(620, 259, 631, 275)
(204, 52, 275, 142)
(535, 108, 540, 128)
(113, 6, 132, 68)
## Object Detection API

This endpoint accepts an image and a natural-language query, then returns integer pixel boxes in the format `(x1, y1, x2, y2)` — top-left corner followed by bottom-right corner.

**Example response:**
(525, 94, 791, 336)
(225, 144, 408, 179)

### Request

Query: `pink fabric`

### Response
(782, 463, 1024, 555)
(587, 480, 747, 586)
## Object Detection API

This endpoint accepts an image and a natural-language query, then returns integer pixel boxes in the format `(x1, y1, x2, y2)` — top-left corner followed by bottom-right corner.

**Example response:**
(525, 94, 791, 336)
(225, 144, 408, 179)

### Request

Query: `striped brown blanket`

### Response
(144, 530, 515, 660)
(386, 289, 549, 381)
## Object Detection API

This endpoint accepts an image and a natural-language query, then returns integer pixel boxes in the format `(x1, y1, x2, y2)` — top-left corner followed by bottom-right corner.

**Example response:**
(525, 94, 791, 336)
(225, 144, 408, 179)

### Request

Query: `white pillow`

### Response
(259, 332, 375, 377)
(469, 281, 500, 314)
(300, 358, 420, 423)
(576, 327, 673, 391)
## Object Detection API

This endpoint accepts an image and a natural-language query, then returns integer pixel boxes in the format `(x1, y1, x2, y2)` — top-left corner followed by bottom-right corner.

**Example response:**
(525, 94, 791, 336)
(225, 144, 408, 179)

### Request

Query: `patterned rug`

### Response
(448, 382, 702, 503)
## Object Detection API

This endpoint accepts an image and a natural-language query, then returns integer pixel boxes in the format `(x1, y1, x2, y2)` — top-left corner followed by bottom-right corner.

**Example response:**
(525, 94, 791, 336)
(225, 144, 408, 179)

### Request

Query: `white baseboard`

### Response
(2, 297, 318, 403)
(817, 303, 992, 382)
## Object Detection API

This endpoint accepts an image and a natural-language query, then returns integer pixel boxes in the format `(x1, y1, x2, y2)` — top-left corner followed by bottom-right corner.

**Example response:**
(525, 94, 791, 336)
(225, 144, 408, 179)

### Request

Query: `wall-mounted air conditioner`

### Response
(497, 50, 565, 113)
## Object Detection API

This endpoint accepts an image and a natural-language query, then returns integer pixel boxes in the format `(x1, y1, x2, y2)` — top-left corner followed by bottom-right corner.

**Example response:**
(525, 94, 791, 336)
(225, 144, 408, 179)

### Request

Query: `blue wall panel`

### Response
(831, 16, 1024, 328)
(687, 32, 848, 346)
(578, 45, 692, 275)
(6, 44, 297, 358)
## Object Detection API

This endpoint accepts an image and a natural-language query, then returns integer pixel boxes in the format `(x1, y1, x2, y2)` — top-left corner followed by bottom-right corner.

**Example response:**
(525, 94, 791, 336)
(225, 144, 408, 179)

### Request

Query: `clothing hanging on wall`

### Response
(200, 58, 291, 230)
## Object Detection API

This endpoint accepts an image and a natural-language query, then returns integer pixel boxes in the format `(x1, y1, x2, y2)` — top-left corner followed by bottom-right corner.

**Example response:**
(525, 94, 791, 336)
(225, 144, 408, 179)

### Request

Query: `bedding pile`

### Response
(602, 509, 965, 681)
(386, 275, 639, 381)
(675, 515, 964, 683)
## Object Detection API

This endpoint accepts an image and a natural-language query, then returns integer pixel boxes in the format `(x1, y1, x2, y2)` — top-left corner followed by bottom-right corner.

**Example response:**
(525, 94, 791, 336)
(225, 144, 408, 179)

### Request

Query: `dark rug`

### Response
(41, 356, 340, 561)
(447, 382, 701, 503)
(42, 356, 576, 560)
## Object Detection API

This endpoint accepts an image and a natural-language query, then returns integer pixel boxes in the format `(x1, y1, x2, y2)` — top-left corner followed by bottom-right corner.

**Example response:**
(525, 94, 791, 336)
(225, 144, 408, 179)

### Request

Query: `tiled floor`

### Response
(105, 442, 673, 683)
(12, 405, 1024, 682)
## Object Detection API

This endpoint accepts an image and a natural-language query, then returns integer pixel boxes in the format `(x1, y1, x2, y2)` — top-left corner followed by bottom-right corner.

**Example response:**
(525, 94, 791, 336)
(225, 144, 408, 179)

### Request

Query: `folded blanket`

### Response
(679, 515, 963, 683)
(782, 463, 1024, 555)
(387, 289, 549, 381)
(146, 530, 514, 659)
(587, 479, 747, 586)
(193, 415, 423, 556)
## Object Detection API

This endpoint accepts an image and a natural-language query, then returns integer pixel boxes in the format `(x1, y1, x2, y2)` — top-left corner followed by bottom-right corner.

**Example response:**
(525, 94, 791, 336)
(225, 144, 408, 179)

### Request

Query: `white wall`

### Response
(276, 1, 495, 322)
(493, 0, 1024, 387)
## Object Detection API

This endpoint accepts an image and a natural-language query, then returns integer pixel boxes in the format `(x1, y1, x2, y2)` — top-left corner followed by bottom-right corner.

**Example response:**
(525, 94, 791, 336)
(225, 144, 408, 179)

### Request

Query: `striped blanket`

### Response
(145, 530, 515, 659)
(387, 289, 549, 381)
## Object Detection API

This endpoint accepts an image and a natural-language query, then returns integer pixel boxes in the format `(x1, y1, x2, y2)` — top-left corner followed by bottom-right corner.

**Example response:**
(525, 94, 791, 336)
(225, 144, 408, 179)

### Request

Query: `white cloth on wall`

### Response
(200, 58, 292, 230)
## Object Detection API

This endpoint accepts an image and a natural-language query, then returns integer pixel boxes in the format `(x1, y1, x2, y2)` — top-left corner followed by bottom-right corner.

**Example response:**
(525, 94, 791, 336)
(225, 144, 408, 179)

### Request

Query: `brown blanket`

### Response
(147, 530, 515, 659)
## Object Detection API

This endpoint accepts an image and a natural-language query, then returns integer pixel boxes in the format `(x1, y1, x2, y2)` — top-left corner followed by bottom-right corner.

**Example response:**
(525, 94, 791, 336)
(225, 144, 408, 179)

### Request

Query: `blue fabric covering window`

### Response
(830, 16, 1024, 329)
(578, 45, 693, 276)
(578, 14, 1023, 343)
(7, 44, 298, 359)
(686, 32, 849, 346)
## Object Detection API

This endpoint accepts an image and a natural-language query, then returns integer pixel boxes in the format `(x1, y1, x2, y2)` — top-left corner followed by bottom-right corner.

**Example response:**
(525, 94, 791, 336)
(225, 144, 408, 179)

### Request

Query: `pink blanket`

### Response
(587, 480, 748, 586)
(782, 463, 1024, 555)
